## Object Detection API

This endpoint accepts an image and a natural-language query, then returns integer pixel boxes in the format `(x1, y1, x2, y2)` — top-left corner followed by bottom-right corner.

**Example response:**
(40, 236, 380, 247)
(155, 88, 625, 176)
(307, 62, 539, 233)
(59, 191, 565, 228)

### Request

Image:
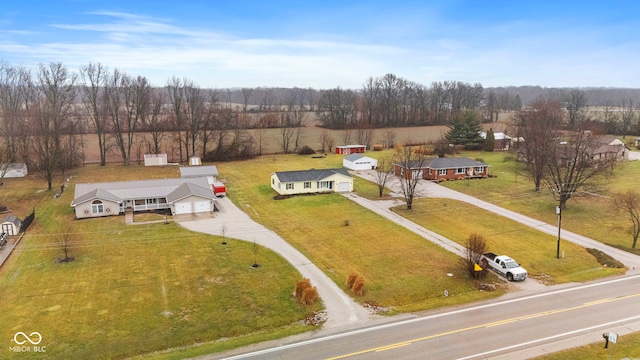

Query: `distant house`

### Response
(1, 215, 22, 236)
(1, 163, 28, 178)
(590, 136, 627, 161)
(71, 178, 216, 219)
(335, 145, 366, 155)
(343, 154, 378, 170)
(479, 132, 512, 151)
(394, 157, 489, 182)
(271, 168, 353, 195)
(143, 154, 167, 166)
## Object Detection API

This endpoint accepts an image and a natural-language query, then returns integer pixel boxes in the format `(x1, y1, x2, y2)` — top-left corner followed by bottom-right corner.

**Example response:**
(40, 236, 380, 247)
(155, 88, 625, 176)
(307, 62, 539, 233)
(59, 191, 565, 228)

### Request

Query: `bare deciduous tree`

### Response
(58, 225, 75, 263)
(79, 62, 110, 166)
(0, 63, 34, 164)
(144, 89, 167, 154)
(106, 70, 150, 165)
(514, 100, 564, 191)
(395, 144, 428, 210)
(381, 128, 396, 149)
(33, 62, 77, 190)
(613, 191, 640, 249)
(565, 89, 588, 128)
(462, 233, 488, 278)
(545, 130, 615, 210)
(374, 156, 394, 197)
(319, 129, 334, 153)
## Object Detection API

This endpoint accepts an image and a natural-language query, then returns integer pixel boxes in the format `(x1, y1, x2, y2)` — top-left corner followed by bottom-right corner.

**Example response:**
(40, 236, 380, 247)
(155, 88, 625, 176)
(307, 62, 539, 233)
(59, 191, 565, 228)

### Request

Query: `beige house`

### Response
(71, 178, 216, 219)
(271, 168, 353, 196)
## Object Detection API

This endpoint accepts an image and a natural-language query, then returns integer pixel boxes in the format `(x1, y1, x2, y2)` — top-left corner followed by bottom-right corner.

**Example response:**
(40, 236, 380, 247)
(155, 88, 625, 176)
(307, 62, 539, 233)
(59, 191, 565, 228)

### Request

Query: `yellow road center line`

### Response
(328, 292, 640, 360)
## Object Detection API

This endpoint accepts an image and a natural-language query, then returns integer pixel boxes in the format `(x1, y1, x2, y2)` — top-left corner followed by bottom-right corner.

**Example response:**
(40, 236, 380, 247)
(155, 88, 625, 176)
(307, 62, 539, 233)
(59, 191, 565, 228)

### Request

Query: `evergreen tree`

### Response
(484, 128, 495, 152)
(445, 109, 484, 150)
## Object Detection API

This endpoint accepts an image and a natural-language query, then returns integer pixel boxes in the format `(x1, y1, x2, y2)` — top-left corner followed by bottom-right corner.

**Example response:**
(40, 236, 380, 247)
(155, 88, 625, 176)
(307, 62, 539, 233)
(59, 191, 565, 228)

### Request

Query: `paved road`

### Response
(213, 274, 640, 360)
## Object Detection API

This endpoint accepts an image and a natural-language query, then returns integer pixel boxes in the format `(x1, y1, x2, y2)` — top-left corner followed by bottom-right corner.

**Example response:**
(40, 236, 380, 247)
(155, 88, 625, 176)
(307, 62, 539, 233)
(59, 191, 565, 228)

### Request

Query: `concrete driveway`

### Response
(175, 196, 375, 330)
(351, 170, 640, 272)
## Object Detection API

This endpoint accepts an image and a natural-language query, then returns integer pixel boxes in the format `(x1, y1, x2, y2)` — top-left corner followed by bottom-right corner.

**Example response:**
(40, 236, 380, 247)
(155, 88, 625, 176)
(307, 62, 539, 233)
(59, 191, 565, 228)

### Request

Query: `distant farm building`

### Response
(143, 154, 168, 166)
(335, 145, 366, 155)
(343, 154, 378, 170)
(479, 132, 512, 151)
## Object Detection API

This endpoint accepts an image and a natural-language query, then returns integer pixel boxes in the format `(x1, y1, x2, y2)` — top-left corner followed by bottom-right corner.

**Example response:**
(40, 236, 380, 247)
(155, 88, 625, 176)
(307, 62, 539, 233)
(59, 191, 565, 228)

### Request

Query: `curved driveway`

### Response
(176, 196, 374, 329)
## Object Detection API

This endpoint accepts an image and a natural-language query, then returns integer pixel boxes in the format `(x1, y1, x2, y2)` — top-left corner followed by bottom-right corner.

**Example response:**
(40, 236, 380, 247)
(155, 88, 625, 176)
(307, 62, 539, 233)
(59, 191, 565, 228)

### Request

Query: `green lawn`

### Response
(439, 150, 640, 253)
(220, 154, 511, 313)
(1, 147, 637, 359)
(393, 198, 624, 284)
(532, 331, 640, 360)
(0, 166, 317, 359)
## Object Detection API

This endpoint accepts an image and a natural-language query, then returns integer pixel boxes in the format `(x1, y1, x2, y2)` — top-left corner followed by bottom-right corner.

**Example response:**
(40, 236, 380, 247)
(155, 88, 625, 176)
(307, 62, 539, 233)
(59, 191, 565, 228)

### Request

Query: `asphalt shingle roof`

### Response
(274, 168, 352, 183)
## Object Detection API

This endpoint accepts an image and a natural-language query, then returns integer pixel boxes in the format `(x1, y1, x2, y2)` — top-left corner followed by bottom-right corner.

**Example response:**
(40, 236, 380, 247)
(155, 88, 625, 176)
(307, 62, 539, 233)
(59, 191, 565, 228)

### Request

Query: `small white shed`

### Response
(1, 215, 22, 236)
(343, 153, 378, 170)
(144, 154, 168, 166)
(1, 163, 28, 178)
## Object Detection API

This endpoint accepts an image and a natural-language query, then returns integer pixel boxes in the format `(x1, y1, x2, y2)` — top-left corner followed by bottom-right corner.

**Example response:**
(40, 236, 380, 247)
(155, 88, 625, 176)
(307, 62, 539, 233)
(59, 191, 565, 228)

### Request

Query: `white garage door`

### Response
(337, 182, 351, 192)
(193, 201, 211, 213)
(174, 202, 192, 215)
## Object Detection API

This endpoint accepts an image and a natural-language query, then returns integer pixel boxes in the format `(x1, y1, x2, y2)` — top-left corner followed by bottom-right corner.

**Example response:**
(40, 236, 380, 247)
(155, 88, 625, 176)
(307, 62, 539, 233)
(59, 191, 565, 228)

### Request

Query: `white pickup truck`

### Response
(481, 252, 528, 281)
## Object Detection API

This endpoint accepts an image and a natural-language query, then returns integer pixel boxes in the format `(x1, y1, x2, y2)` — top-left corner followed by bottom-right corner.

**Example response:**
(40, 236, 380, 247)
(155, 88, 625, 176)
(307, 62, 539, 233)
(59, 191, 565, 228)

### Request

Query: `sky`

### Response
(1, 1, 639, 89)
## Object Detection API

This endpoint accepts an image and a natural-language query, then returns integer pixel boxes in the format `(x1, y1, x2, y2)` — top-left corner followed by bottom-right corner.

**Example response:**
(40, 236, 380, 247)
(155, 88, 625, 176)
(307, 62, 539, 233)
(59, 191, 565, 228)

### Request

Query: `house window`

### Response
(286, 183, 294, 190)
(438, 169, 447, 176)
(91, 200, 104, 213)
(304, 182, 311, 189)
(318, 181, 333, 189)
(272, 178, 275, 185)
(146, 198, 158, 205)
(476, 166, 485, 173)
(455, 167, 465, 174)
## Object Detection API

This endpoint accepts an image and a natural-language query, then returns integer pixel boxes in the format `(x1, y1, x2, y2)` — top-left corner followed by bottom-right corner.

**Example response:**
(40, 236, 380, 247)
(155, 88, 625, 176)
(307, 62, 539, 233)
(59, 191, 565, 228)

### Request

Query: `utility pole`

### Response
(549, 183, 574, 259)
(556, 204, 561, 259)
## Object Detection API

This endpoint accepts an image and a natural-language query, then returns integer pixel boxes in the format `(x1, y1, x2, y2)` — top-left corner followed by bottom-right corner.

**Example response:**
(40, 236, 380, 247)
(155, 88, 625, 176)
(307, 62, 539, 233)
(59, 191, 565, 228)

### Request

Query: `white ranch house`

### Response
(343, 153, 378, 170)
(271, 168, 353, 196)
(71, 178, 216, 219)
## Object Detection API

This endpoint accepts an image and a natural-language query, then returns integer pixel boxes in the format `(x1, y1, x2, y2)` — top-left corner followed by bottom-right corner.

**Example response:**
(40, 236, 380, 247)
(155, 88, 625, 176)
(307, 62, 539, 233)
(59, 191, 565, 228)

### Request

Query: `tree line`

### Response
(3, 61, 640, 192)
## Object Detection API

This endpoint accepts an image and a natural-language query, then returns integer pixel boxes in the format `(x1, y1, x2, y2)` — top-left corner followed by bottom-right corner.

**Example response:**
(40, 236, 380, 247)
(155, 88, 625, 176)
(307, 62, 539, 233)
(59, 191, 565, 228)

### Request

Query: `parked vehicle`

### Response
(481, 252, 527, 281)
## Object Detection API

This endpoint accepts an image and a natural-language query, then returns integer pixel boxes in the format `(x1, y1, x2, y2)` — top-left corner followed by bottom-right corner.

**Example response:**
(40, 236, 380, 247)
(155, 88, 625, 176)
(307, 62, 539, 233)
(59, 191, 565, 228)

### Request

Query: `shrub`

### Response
(346, 273, 365, 296)
(298, 146, 316, 155)
(346, 273, 358, 289)
(301, 287, 318, 305)
(352, 276, 365, 296)
(462, 233, 488, 278)
(295, 278, 312, 297)
(586, 248, 625, 268)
